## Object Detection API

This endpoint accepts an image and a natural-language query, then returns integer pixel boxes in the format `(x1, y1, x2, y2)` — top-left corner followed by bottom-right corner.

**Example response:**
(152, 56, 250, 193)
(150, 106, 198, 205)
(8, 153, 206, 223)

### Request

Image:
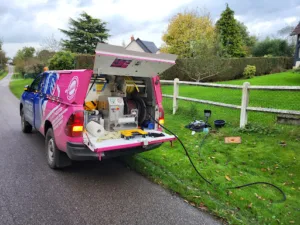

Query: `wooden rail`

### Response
(160, 79, 300, 128)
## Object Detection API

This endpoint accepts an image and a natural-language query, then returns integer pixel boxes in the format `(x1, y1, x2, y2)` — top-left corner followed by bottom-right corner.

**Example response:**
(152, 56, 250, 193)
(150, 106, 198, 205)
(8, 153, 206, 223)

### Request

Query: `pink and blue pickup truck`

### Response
(20, 43, 178, 169)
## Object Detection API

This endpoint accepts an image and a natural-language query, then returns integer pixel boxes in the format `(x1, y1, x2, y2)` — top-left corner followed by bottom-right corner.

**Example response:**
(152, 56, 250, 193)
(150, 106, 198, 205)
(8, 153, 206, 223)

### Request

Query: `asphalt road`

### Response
(0, 67, 221, 225)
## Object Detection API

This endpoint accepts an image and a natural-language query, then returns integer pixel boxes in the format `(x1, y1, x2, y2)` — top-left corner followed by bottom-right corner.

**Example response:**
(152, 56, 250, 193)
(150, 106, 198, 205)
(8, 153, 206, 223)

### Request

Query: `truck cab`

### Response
(20, 43, 177, 169)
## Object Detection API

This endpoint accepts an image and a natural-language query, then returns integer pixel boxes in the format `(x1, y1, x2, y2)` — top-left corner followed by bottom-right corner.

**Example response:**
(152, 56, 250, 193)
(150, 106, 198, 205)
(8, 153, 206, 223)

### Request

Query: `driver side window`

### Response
(30, 75, 43, 92)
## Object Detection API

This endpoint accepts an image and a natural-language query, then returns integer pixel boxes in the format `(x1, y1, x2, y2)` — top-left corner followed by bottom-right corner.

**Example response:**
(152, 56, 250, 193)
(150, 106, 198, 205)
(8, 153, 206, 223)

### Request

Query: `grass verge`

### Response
(0, 70, 7, 80)
(11, 73, 24, 80)
(9, 78, 33, 99)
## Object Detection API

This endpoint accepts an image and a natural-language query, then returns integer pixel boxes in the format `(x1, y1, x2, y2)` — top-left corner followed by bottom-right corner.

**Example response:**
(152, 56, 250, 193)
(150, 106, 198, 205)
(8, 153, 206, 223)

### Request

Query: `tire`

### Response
(21, 108, 32, 133)
(45, 128, 71, 169)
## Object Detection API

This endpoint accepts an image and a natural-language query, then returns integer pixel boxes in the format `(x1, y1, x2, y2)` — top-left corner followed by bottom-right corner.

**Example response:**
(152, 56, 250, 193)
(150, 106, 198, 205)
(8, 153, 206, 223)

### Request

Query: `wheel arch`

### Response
(44, 120, 52, 136)
(20, 103, 23, 116)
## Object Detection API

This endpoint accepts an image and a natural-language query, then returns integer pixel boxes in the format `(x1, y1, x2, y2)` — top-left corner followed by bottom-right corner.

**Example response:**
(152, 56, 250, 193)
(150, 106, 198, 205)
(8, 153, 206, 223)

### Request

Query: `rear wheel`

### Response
(21, 108, 32, 133)
(45, 128, 71, 169)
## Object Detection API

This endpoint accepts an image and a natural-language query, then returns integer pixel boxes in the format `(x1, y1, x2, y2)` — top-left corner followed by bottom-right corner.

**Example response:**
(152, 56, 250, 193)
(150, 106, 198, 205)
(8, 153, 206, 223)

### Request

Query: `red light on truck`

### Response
(158, 107, 164, 129)
(65, 111, 84, 137)
(159, 119, 164, 125)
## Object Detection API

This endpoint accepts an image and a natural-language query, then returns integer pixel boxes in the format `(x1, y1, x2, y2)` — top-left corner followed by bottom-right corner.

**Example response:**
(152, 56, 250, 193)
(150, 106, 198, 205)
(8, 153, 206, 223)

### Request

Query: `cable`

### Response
(147, 112, 286, 203)
(198, 132, 209, 156)
(226, 182, 286, 203)
(88, 76, 97, 95)
(149, 114, 213, 185)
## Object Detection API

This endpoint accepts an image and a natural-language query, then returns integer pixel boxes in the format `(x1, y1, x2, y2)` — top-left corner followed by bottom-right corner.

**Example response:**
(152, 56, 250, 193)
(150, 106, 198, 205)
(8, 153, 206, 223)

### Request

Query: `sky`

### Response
(1, 0, 300, 58)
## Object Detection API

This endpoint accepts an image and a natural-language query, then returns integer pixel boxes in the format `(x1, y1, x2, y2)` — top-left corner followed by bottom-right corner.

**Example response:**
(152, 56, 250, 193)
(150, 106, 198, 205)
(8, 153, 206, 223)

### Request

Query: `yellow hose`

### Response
(125, 76, 139, 93)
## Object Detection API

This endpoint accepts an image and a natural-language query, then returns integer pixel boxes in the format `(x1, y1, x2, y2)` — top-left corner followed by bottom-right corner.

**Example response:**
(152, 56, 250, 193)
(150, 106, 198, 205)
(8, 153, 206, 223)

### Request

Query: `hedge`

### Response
(160, 57, 294, 82)
(72, 54, 293, 82)
(74, 54, 94, 70)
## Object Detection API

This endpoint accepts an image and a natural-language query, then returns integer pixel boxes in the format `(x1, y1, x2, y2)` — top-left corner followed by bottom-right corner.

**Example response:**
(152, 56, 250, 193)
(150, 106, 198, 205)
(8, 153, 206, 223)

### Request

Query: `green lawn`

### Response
(9, 78, 33, 99)
(126, 72, 300, 225)
(218, 71, 300, 86)
(9, 74, 300, 224)
(0, 70, 7, 80)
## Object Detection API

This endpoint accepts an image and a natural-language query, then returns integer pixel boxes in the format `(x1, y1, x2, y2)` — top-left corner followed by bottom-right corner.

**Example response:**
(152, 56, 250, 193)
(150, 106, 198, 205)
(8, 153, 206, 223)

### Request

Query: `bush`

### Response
(49, 51, 75, 70)
(270, 65, 286, 74)
(74, 54, 94, 69)
(24, 58, 44, 74)
(243, 65, 256, 79)
(161, 57, 294, 82)
(252, 38, 294, 57)
(292, 65, 300, 74)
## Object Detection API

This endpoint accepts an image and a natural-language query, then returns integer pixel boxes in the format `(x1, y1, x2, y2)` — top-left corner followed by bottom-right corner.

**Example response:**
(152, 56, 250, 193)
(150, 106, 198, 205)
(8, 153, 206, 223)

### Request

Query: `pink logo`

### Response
(65, 76, 79, 100)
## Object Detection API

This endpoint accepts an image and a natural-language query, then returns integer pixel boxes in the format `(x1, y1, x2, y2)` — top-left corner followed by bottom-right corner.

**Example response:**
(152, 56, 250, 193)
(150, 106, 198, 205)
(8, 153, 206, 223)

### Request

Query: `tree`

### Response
(40, 34, 62, 52)
(0, 51, 7, 70)
(14, 47, 35, 61)
(24, 58, 44, 74)
(252, 38, 294, 57)
(216, 4, 246, 57)
(13, 46, 39, 76)
(277, 25, 297, 46)
(49, 51, 75, 70)
(161, 9, 216, 58)
(236, 21, 258, 55)
(177, 38, 230, 82)
(60, 12, 110, 54)
(0, 38, 7, 69)
(37, 49, 55, 64)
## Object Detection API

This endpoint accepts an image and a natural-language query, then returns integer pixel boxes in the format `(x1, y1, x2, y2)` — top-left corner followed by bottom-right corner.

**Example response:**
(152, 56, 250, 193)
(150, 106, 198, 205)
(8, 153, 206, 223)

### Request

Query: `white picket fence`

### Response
(160, 78, 300, 128)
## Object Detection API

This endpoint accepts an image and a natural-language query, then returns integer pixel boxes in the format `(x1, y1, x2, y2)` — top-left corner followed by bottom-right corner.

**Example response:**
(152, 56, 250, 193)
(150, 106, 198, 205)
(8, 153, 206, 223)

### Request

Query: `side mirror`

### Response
(24, 85, 29, 91)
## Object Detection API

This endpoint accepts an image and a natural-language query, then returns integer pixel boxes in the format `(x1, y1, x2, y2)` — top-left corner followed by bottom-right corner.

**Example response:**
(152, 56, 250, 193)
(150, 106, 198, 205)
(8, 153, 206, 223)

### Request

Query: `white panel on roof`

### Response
(93, 43, 177, 77)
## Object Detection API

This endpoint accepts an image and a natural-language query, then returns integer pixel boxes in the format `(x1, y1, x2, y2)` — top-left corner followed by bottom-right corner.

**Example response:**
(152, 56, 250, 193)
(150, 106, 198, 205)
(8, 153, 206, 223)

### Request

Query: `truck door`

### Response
(23, 74, 43, 126)
(34, 73, 48, 129)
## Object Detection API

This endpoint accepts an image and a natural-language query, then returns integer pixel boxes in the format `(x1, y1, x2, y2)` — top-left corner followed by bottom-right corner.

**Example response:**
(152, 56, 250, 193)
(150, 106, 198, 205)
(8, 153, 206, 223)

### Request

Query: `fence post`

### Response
(173, 78, 179, 114)
(240, 82, 250, 128)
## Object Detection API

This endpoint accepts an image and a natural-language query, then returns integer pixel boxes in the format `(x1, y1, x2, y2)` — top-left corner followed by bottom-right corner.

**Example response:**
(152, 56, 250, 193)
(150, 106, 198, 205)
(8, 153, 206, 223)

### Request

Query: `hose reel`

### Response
(123, 96, 147, 125)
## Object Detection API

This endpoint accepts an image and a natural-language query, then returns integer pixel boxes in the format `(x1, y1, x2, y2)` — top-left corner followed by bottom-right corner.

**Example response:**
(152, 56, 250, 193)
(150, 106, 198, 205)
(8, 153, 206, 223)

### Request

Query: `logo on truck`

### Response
(65, 76, 79, 101)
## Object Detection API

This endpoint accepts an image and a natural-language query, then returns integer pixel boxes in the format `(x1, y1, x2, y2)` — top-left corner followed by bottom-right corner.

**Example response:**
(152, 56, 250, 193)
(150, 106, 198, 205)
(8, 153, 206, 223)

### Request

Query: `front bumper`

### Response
(66, 142, 162, 161)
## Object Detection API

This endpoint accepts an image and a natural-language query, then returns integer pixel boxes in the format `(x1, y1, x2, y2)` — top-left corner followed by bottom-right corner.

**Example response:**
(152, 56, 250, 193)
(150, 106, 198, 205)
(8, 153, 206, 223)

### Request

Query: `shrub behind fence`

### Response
(74, 54, 95, 69)
(69, 54, 294, 82)
(161, 57, 294, 82)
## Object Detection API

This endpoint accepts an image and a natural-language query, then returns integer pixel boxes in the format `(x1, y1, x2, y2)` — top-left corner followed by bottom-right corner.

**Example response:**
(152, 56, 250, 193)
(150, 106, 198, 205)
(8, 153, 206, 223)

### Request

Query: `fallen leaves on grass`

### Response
(248, 203, 253, 208)
(184, 200, 196, 207)
(289, 221, 295, 224)
(198, 202, 208, 211)
(255, 193, 265, 200)
(225, 175, 231, 181)
(193, 196, 202, 198)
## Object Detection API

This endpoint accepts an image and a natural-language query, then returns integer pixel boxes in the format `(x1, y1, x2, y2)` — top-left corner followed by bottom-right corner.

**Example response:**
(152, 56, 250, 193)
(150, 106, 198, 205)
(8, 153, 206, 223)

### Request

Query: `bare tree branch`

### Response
(40, 34, 62, 52)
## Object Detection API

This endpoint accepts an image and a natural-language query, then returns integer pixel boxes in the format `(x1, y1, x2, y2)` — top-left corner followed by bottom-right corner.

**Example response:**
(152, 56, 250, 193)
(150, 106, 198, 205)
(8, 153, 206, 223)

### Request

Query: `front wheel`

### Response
(21, 108, 32, 133)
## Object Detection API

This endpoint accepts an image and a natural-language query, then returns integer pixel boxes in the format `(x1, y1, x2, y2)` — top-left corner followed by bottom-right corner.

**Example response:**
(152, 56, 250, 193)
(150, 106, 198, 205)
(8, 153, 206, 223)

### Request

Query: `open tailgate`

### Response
(83, 130, 176, 153)
(93, 43, 177, 77)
